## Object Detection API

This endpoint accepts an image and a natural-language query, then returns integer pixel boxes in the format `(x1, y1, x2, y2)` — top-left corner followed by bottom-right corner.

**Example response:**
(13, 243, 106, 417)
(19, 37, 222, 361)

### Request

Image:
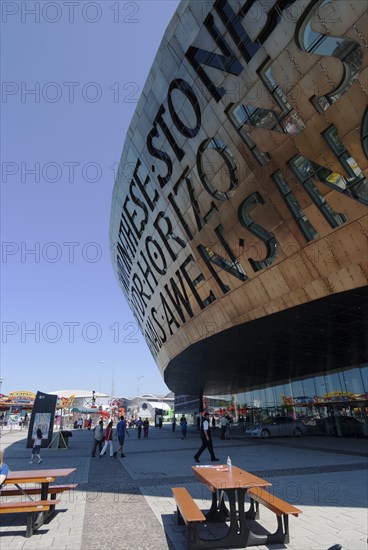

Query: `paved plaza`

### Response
(0, 424, 367, 550)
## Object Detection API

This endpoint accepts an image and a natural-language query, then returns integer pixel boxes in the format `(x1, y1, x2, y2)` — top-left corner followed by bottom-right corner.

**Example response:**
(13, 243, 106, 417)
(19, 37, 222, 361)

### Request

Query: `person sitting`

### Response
(0, 449, 9, 492)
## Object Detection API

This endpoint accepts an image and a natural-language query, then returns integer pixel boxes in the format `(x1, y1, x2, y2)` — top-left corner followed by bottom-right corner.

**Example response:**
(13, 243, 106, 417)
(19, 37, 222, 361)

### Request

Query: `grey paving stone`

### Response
(1, 426, 367, 549)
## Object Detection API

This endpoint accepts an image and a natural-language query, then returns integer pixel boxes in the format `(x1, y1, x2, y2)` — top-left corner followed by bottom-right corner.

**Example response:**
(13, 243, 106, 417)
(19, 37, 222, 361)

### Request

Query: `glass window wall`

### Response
(203, 366, 367, 437)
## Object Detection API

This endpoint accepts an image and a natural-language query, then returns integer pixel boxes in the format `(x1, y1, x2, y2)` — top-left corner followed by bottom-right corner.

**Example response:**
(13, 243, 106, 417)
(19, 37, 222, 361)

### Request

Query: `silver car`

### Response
(250, 416, 305, 439)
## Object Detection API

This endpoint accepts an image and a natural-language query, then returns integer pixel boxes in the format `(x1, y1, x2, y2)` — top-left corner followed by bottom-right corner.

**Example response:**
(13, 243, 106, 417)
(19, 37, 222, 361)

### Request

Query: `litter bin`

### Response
(58, 430, 72, 448)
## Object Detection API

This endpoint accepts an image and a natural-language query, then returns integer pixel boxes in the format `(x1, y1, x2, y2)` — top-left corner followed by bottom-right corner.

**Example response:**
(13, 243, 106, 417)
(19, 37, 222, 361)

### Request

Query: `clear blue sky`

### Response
(1, 1, 180, 398)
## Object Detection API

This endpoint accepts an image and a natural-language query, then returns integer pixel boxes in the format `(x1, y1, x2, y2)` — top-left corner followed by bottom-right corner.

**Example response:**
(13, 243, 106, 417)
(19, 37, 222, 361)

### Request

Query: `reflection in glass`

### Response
(226, 104, 270, 166)
(360, 365, 368, 394)
(290, 155, 348, 228)
(261, 66, 305, 134)
(273, 385, 285, 406)
(301, 378, 317, 400)
(361, 109, 368, 159)
(297, 0, 363, 112)
(196, 137, 238, 201)
(323, 125, 368, 205)
(263, 386, 276, 407)
(314, 374, 329, 398)
(341, 368, 365, 395)
(273, 170, 318, 242)
(206, 367, 367, 429)
(291, 380, 304, 398)
(238, 192, 278, 271)
(251, 388, 262, 407)
(200, 245, 248, 282)
(229, 62, 306, 136)
(325, 372, 344, 395)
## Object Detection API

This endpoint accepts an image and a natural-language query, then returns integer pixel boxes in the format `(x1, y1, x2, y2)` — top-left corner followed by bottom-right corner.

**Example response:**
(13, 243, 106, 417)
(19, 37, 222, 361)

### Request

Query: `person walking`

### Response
(220, 415, 228, 440)
(143, 418, 149, 438)
(196, 415, 200, 430)
(180, 415, 187, 440)
(100, 420, 114, 457)
(172, 416, 177, 432)
(91, 420, 104, 457)
(29, 428, 43, 464)
(136, 417, 143, 439)
(194, 412, 219, 463)
(114, 416, 128, 458)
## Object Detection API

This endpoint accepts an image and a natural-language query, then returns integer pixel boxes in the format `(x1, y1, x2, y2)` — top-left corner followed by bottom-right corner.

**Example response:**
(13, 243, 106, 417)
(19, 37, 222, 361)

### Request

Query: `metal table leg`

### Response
(205, 489, 229, 523)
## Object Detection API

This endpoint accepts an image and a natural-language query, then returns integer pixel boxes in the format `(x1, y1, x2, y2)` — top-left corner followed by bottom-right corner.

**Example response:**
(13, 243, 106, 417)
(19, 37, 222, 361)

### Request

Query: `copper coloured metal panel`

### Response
(110, 0, 368, 394)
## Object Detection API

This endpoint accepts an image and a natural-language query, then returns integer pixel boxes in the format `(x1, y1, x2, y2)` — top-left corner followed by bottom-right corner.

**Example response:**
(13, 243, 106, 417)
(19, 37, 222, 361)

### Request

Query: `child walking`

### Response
(30, 428, 43, 464)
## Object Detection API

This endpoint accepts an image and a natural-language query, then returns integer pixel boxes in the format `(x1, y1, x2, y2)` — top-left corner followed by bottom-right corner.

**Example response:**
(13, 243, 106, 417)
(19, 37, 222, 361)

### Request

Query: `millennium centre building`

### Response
(110, 0, 368, 432)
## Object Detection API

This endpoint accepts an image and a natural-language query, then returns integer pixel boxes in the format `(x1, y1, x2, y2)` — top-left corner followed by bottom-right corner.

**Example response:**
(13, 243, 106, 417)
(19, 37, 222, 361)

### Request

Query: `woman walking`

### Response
(100, 420, 114, 457)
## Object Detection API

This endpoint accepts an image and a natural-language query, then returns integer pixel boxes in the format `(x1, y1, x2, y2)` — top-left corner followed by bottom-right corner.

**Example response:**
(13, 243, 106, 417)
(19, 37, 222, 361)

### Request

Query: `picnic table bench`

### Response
(172, 464, 302, 549)
(247, 486, 302, 544)
(172, 487, 206, 548)
(1, 468, 76, 537)
(0, 499, 60, 537)
(1, 483, 78, 498)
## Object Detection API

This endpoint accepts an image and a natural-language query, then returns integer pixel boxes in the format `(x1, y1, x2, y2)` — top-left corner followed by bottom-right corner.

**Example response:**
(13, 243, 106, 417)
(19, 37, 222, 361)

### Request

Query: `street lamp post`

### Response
(99, 360, 116, 414)
(0, 379, 3, 429)
(98, 361, 107, 405)
(111, 364, 115, 403)
(137, 376, 144, 417)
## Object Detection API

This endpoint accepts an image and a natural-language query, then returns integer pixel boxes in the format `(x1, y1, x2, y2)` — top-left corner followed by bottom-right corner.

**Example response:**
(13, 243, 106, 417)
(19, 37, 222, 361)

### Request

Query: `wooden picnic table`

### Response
(192, 463, 273, 548)
(4, 468, 76, 500)
(3, 468, 76, 530)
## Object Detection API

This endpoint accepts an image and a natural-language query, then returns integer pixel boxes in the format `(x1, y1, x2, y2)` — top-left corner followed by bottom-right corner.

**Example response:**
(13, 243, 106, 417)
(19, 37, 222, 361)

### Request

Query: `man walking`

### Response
(194, 412, 219, 463)
(114, 416, 128, 458)
(220, 415, 228, 440)
(180, 415, 187, 440)
(136, 417, 143, 439)
(91, 420, 104, 457)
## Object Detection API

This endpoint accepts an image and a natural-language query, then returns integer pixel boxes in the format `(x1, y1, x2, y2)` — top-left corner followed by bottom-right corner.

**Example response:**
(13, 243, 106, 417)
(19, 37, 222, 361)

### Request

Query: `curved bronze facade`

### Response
(110, 0, 368, 396)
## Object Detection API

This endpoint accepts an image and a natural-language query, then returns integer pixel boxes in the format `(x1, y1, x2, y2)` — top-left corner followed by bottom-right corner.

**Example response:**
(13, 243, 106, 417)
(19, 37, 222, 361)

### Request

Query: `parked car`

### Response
(316, 416, 365, 437)
(250, 416, 305, 439)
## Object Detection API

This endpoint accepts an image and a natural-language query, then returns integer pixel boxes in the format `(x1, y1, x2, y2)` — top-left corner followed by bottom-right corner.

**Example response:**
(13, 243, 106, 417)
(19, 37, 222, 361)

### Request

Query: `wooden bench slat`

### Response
(172, 487, 206, 524)
(248, 487, 301, 516)
(0, 499, 61, 514)
(1, 483, 78, 497)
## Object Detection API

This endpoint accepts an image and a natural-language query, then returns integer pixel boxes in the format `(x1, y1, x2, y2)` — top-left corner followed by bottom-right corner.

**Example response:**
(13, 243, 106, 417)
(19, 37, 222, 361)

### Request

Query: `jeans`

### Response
(91, 439, 103, 456)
